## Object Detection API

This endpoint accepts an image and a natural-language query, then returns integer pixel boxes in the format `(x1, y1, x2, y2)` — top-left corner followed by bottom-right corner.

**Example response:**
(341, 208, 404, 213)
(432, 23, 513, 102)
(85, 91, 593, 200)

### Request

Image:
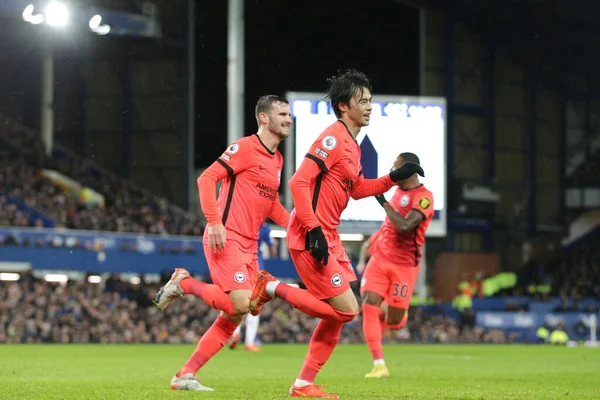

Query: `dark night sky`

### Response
(194, 0, 419, 168)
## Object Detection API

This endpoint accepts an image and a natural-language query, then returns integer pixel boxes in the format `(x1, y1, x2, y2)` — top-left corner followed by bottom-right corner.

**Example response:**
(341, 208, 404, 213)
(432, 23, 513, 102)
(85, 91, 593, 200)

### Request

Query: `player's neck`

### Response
(339, 116, 361, 138)
(400, 177, 420, 190)
(256, 129, 281, 152)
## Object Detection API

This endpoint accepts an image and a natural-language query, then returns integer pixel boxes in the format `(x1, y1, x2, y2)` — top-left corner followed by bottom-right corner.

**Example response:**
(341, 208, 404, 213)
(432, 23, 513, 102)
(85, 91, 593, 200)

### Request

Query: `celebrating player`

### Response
(249, 70, 424, 398)
(153, 95, 291, 391)
(359, 152, 434, 378)
(228, 222, 277, 351)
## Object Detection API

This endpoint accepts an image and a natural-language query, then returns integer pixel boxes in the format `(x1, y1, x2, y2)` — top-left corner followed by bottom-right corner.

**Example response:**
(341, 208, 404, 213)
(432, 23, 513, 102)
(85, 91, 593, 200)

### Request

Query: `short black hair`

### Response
(255, 95, 289, 125)
(399, 152, 420, 165)
(326, 69, 372, 118)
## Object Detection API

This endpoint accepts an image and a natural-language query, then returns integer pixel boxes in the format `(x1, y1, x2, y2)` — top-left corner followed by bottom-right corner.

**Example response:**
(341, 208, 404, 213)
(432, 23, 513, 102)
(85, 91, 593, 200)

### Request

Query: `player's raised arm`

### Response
(351, 162, 425, 200)
(268, 192, 290, 228)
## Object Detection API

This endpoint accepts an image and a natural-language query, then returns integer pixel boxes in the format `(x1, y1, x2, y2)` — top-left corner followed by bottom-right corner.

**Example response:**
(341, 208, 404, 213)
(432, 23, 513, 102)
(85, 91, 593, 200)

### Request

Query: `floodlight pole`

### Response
(227, 0, 244, 143)
(186, 0, 196, 210)
(41, 39, 55, 156)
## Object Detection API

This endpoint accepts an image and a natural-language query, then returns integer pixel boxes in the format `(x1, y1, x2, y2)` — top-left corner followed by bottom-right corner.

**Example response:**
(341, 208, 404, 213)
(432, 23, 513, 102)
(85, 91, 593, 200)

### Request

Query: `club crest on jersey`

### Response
(400, 194, 410, 207)
(322, 136, 337, 150)
(331, 274, 343, 287)
(234, 272, 246, 283)
(419, 196, 431, 210)
(226, 143, 240, 154)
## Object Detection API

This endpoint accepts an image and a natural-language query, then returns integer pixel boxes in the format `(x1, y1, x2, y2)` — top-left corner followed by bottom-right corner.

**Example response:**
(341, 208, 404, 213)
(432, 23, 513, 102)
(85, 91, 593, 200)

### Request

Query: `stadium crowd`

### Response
(551, 239, 600, 301)
(0, 276, 512, 345)
(0, 119, 203, 236)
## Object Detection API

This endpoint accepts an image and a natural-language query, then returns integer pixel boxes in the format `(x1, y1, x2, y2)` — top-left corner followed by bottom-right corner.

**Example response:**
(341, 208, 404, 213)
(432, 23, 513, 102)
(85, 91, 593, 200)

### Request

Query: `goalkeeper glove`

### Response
(308, 226, 329, 266)
(389, 161, 424, 183)
(374, 194, 388, 207)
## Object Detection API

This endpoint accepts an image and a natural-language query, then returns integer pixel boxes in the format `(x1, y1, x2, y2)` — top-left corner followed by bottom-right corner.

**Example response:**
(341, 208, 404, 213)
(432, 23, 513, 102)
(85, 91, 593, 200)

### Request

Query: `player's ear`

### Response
(258, 112, 269, 125)
(338, 101, 349, 114)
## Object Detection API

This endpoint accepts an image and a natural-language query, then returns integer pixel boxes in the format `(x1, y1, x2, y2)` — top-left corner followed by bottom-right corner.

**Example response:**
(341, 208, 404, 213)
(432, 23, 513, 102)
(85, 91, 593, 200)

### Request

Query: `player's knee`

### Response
(386, 308, 407, 327)
(361, 291, 383, 307)
(231, 297, 250, 316)
(329, 289, 359, 315)
(334, 310, 358, 323)
(221, 312, 245, 325)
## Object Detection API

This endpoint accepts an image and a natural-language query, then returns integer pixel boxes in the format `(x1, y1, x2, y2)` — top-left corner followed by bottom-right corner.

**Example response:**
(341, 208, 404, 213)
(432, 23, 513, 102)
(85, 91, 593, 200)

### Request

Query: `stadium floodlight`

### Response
(339, 233, 365, 242)
(87, 275, 102, 284)
(44, 274, 69, 283)
(270, 229, 287, 239)
(89, 14, 111, 35)
(22, 4, 45, 25)
(269, 229, 364, 242)
(0, 273, 21, 281)
(89, 14, 102, 29)
(44, 1, 69, 27)
(130, 276, 141, 285)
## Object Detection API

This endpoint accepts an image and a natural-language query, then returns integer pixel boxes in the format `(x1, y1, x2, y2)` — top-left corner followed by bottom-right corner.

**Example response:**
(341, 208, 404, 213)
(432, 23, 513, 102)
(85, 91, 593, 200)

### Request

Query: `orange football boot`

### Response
(244, 344, 262, 352)
(249, 271, 277, 316)
(289, 384, 339, 398)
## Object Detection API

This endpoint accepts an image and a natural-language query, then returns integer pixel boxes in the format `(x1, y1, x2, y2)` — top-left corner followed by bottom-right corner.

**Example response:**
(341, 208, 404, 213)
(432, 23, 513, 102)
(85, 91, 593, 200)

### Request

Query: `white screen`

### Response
(287, 93, 446, 237)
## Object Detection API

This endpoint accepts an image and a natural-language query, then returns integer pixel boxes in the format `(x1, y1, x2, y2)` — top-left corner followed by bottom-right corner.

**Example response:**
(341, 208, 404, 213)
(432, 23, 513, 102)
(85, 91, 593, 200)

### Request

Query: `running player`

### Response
(360, 152, 434, 378)
(154, 95, 291, 391)
(249, 70, 424, 398)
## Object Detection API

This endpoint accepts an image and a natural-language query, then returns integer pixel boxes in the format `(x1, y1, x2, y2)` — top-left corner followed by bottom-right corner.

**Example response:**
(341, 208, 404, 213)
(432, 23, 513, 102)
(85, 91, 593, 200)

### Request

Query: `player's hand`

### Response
(374, 194, 388, 207)
(356, 260, 366, 274)
(389, 162, 424, 182)
(308, 226, 329, 266)
(207, 223, 227, 253)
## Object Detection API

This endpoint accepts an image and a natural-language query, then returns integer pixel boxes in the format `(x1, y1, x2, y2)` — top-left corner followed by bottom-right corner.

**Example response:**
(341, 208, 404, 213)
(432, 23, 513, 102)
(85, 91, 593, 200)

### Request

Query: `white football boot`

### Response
(154, 268, 190, 311)
(170, 373, 214, 391)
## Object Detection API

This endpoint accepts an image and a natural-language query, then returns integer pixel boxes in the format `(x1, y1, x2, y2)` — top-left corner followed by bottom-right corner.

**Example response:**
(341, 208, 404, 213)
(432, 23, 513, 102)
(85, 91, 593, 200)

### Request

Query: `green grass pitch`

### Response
(1, 344, 598, 399)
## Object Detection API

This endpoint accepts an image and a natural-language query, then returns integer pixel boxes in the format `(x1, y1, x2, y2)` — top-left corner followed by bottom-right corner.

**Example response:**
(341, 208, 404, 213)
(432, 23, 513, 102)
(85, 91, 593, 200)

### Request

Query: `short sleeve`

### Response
(216, 140, 252, 175)
(304, 134, 343, 173)
(411, 192, 434, 220)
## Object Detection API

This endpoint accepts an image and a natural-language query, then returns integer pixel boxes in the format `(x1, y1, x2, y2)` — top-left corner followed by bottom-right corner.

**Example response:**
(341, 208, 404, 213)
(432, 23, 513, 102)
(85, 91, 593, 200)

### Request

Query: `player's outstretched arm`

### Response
(351, 174, 395, 200)
(268, 193, 290, 229)
(352, 162, 425, 200)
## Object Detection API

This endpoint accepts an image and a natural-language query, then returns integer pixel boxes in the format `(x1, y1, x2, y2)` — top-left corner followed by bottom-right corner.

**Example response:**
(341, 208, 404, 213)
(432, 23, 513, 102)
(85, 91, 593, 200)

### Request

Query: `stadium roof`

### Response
(400, 0, 600, 96)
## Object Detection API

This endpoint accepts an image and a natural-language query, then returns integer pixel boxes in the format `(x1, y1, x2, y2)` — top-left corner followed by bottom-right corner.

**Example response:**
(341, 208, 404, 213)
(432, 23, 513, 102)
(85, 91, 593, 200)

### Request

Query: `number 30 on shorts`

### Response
(392, 283, 409, 298)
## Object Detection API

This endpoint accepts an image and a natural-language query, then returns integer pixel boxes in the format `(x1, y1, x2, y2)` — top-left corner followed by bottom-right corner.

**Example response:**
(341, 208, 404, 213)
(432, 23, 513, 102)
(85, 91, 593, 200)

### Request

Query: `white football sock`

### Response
(244, 313, 260, 346)
(266, 280, 280, 297)
(374, 359, 385, 366)
(294, 379, 312, 388)
(232, 324, 241, 337)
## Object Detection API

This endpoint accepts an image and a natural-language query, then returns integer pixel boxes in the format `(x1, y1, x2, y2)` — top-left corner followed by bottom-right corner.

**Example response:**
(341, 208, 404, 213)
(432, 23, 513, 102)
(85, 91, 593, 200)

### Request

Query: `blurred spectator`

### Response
(551, 240, 600, 299)
(0, 123, 204, 236)
(0, 278, 508, 345)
